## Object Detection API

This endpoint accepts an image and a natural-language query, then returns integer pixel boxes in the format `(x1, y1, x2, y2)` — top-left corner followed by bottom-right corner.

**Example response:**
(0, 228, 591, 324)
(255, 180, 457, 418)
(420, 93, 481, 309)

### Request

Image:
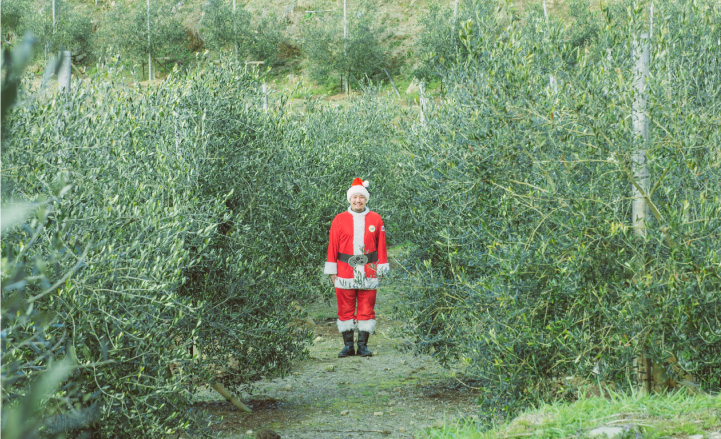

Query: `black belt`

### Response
(338, 251, 378, 267)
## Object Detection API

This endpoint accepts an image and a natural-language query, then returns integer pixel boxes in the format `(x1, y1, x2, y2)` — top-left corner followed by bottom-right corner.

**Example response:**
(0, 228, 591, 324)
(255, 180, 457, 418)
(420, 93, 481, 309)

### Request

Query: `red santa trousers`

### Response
(336, 287, 376, 322)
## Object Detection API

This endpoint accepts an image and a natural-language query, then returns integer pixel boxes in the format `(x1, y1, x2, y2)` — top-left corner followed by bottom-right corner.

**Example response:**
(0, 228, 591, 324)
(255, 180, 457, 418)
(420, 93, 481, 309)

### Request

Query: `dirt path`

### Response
(195, 290, 480, 438)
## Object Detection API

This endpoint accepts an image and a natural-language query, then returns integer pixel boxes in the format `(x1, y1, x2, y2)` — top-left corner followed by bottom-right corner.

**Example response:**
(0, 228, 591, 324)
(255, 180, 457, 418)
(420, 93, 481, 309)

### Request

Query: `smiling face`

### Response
(350, 193, 367, 212)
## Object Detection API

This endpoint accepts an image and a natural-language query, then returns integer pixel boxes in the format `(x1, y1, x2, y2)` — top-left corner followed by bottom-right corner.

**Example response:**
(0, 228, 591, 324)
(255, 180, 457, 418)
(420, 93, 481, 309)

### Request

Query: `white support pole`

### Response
(632, 33, 651, 395)
(384, 68, 401, 98)
(544, 1, 552, 95)
(343, 0, 347, 54)
(58, 50, 71, 95)
(232, 0, 238, 59)
(41, 53, 57, 89)
(262, 83, 268, 113)
(147, 0, 153, 81)
(53, 0, 57, 33)
(631, 33, 650, 238)
(343, 0, 348, 94)
(452, 0, 460, 45)
(419, 81, 427, 126)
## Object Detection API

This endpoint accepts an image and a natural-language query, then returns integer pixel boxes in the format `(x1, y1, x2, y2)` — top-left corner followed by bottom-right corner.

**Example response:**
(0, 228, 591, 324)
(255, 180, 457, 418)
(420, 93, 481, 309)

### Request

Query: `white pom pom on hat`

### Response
(347, 177, 370, 203)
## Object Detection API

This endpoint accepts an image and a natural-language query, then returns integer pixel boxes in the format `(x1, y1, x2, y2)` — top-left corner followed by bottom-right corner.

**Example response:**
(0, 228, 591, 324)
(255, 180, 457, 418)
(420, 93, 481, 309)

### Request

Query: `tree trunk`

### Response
(211, 382, 252, 413)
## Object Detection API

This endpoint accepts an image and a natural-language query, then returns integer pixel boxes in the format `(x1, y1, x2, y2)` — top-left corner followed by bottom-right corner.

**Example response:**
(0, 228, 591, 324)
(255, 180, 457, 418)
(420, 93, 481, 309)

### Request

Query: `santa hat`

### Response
(346, 178, 370, 203)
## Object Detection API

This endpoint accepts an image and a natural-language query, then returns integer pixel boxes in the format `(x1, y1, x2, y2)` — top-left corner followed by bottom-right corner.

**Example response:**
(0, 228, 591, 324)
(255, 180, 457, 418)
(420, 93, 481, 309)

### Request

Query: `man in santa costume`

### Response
(324, 178, 389, 358)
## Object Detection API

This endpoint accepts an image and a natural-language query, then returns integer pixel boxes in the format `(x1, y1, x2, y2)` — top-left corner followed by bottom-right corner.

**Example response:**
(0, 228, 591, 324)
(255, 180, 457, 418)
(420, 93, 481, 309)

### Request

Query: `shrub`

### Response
(200, 1, 289, 67)
(302, 2, 391, 90)
(3, 0, 96, 64)
(1, 60, 307, 438)
(1, 0, 31, 42)
(396, 0, 721, 419)
(50, 7, 95, 62)
(413, 0, 496, 83)
(2, 55, 410, 437)
(199, 0, 250, 52)
(246, 13, 288, 67)
(100, 0, 192, 75)
(1, 36, 88, 439)
(567, 0, 602, 49)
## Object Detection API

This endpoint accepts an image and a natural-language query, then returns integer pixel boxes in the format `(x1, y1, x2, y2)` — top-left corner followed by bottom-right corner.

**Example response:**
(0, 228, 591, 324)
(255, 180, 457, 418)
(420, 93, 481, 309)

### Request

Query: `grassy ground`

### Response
(425, 390, 721, 439)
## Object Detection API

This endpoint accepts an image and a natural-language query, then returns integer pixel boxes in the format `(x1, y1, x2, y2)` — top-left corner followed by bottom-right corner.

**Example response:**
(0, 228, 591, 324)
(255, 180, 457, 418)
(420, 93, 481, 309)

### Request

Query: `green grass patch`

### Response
(423, 390, 721, 439)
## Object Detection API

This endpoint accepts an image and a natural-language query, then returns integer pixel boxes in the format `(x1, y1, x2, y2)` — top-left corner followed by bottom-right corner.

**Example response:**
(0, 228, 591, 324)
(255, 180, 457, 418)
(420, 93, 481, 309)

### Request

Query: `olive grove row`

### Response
(2, 0, 720, 437)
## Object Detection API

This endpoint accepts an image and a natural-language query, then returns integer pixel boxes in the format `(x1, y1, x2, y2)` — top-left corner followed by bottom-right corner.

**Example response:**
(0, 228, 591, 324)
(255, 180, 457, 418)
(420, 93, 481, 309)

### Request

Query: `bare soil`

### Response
(194, 290, 481, 439)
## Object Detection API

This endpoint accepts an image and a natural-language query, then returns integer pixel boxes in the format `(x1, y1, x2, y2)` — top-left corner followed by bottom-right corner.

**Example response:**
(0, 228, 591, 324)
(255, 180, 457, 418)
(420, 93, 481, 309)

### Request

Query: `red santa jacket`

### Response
(324, 207, 389, 289)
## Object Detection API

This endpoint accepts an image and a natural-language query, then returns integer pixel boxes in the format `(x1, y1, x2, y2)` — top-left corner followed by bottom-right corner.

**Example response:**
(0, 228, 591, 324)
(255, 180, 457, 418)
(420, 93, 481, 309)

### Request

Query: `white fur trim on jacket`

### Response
(334, 277, 379, 290)
(357, 319, 376, 334)
(351, 208, 367, 281)
(324, 262, 338, 275)
(337, 319, 356, 333)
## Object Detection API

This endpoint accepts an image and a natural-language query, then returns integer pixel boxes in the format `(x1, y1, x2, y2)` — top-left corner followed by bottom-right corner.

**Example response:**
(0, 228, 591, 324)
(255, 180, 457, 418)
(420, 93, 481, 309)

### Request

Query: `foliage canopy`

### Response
(302, 3, 391, 90)
(2, 0, 720, 435)
(396, 0, 721, 418)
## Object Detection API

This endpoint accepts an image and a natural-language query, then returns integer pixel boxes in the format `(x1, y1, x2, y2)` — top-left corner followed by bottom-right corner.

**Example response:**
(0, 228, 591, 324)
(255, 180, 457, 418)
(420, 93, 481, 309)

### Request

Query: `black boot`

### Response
(356, 331, 372, 357)
(338, 330, 355, 358)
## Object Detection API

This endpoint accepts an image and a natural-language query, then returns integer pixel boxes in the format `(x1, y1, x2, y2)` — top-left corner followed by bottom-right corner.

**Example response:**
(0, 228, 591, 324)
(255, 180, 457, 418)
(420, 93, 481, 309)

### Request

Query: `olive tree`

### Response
(2, 0, 95, 63)
(200, 0, 287, 66)
(101, 0, 191, 79)
(302, 2, 390, 90)
(396, 0, 721, 419)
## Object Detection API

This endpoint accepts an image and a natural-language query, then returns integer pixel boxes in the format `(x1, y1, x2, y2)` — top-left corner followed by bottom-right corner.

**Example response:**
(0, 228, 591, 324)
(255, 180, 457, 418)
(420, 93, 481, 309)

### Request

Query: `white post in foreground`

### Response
(147, 0, 153, 81)
(58, 50, 72, 95)
(453, 0, 460, 19)
(632, 33, 650, 238)
(419, 81, 427, 126)
(632, 32, 651, 395)
(262, 83, 268, 113)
